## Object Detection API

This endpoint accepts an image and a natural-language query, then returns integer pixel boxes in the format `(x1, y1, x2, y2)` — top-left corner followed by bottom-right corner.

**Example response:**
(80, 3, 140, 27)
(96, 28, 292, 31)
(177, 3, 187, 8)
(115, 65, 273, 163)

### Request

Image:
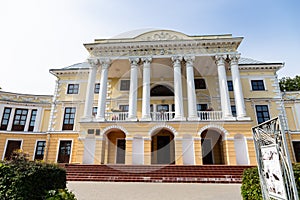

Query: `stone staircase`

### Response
(64, 164, 254, 184)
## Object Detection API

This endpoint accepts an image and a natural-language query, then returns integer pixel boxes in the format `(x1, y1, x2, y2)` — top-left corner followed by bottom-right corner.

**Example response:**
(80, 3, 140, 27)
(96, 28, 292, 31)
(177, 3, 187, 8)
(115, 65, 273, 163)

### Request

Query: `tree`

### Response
(279, 75, 300, 92)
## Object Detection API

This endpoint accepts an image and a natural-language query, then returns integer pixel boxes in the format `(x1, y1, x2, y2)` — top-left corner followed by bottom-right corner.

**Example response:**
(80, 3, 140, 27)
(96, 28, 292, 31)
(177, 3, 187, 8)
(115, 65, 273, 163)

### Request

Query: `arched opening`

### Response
(151, 128, 175, 164)
(102, 129, 126, 164)
(150, 85, 174, 96)
(234, 134, 249, 165)
(201, 129, 224, 165)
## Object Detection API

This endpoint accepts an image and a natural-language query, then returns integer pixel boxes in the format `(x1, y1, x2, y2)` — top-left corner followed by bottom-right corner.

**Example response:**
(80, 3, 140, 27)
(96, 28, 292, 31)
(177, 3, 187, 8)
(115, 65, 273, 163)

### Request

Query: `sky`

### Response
(0, 0, 299, 95)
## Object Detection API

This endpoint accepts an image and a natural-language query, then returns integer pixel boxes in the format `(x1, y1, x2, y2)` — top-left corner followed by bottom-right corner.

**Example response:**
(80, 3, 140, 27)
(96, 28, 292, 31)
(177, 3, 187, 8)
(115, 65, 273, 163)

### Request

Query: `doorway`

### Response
(4, 140, 22, 160)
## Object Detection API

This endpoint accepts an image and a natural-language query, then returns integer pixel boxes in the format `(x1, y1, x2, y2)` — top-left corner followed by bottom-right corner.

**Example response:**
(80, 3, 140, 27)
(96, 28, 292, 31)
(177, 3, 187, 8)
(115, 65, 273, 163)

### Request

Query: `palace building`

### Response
(0, 29, 300, 165)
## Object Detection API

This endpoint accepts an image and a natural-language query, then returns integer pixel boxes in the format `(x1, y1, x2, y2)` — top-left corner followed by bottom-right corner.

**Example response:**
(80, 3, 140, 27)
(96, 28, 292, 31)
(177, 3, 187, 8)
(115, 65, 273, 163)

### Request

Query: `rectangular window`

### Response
(12, 109, 28, 131)
(231, 105, 237, 117)
(292, 141, 300, 162)
(94, 83, 100, 94)
(255, 105, 270, 124)
(92, 107, 98, 116)
(62, 107, 76, 130)
(227, 80, 234, 91)
(0, 107, 12, 130)
(120, 80, 130, 91)
(67, 84, 79, 94)
(28, 109, 37, 132)
(194, 79, 206, 89)
(197, 104, 208, 111)
(34, 141, 46, 160)
(119, 105, 129, 112)
(251, 80, 265, 91)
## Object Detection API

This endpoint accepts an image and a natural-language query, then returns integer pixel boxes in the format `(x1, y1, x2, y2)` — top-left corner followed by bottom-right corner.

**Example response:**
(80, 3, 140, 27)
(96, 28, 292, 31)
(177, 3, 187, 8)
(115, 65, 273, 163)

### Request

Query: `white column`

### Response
(140, 57, 152, 121)
(7, 108, 15, 131)
(172, 56, 185, 121)
(215, 55, 234, 120)
(127, 58, 140, 121)
(24, 109, 32, 131)
(82, 59, 98, 121)
(96, 59, 111, 121)
(229, 54, 250, 120)
(184, 56, 198, 121)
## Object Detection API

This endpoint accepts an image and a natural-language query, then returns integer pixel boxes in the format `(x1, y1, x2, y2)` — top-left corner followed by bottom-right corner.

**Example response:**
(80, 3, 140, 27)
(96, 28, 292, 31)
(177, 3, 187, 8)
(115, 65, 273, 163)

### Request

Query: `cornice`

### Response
(0, 91, 52, 105)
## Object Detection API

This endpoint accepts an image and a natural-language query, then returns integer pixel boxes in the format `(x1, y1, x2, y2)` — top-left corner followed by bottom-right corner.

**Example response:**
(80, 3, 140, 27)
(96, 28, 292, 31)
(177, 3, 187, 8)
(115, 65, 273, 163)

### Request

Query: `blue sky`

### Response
(0, 0, 299, 94)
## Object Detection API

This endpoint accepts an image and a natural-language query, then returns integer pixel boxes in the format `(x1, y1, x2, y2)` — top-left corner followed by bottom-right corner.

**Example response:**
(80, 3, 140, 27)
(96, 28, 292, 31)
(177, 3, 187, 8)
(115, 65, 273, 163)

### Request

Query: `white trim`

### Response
(234, 134, 250, 165)
(55, 139, 74, 163)
(65, 83, 80, 95)
(253, 103, 271, 124)
(148, 124, 177, 137)
(2, 138, 23, 160)
(102, 125, 129, 136)
(197, 124, 229, 140)
(32, 140, 46, 160)
(249, 78, 267, 91)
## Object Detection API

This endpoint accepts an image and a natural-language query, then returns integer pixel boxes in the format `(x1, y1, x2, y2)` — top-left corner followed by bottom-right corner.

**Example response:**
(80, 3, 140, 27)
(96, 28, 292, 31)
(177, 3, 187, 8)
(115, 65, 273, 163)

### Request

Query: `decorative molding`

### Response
(148, 124, 178, 136)
(197, 124, 229, 139)
(101, 125, 129, 136)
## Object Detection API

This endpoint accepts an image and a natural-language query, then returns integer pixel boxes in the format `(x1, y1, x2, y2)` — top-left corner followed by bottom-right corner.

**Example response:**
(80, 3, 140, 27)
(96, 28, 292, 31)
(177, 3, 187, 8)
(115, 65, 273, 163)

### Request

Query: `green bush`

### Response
(241, 164, 300, 199)
(46, 189, 77, 200)
(0, 150, 67, 200)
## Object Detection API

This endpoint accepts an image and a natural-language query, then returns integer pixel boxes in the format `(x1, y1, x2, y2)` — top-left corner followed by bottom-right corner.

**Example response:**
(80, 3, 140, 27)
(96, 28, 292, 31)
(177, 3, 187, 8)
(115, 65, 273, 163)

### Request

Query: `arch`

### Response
(234, 134, 250, 165)
(101, 125, 129, 136)
(197, 124, 229, 140)
(150, 84, 174, 96)
(148, 124, 177, 137)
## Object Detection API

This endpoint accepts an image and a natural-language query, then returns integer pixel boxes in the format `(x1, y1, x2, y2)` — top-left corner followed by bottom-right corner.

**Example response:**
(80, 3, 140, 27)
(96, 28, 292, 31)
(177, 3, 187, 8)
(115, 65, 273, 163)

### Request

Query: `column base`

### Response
(140, 116, 152, 121)
(237, 116, 251, 121)
(80, 116, 93, 122)
(126, 117, 138, 121)
(187, 116, 200, 121)
(223, 116, 237, 121)
(172, 116, 186, 121)
(95, 117, 106, 122)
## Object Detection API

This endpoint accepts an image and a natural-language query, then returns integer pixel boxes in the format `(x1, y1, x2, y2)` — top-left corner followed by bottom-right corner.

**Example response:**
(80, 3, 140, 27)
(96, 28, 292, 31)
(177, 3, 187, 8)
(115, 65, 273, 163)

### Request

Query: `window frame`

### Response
(33, 140, 46, 160)
(56, 139, 73, 164)
(28, 109, 37, 132)
(231, 105, 237, 117)
(62, 107, 76, 130)
(227, 80, 234, 91)
(197, 104, 208, 111)
(251, 80, 265, 91)
(67, 84, 79, 94)
(12, 108, 28, 131)
(94, 83, 100, 94)
(119, 105, 129, 112)
(255, 105, 270, 124)
(119, 80, 130, 91)
(0, 107, 12, 130)
(194, 78, 206, 90)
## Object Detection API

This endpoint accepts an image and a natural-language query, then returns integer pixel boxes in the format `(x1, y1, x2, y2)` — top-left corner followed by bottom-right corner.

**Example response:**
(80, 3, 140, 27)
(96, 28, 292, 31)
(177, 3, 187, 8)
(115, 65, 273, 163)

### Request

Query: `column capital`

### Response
(184, 55, 195, 65)
(88, 58, 99, 67)
(99, 58, 112, 69)
(229, 54, 240, 65)
(129, 57, 140, 65)
(215, 54, 227, 66)
(171, 55, 183, 64)
(141, 57, 152, 64)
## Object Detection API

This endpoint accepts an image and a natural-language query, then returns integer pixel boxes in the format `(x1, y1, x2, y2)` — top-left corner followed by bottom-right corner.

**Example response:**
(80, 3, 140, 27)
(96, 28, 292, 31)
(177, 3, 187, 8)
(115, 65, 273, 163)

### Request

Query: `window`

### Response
(251, 80, 265, 91)
(231, 105, 236, 117)
(194, 79, 206, 89)
(57, 140, 72, 163)
(34, 141, 46, 160)
(62, 107, 76, 130)
(119, 105, 129, 112)
(255, 105, 270, 124)
(12, 109, 28, 131)
(292, 142, 300, 162)
(67, 84, 79, 94)
(227, 80, 234, 91)
(120, 80, 130, 91)
(92, 107, 98, 116)
(0, 107, 12, 130)
(94, 83, 100, 93)
(197, 104, 208, 111)
(28, 109, 37, 132)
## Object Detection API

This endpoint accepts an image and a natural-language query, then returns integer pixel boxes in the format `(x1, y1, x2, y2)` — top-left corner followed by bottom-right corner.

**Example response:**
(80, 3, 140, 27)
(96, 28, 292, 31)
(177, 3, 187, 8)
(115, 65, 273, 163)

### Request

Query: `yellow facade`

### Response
(0, 29, 299, 165)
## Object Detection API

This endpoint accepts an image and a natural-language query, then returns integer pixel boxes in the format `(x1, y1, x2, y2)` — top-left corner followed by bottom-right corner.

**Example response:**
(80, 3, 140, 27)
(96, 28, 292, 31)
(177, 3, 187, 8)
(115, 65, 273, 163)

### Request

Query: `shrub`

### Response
(241, 164, 300, 199)
(0, 150, 67, 200)
(46, 189, 77, 200)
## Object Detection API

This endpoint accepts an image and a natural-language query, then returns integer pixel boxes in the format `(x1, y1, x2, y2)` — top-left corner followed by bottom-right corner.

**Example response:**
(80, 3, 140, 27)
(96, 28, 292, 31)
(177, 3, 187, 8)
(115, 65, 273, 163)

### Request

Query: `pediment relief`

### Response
(135, 30, 190, 41)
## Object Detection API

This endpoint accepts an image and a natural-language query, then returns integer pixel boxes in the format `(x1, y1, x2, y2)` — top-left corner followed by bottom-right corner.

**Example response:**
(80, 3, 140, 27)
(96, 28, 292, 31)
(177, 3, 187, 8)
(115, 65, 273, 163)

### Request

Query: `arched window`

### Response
(150, 85, 174, 96)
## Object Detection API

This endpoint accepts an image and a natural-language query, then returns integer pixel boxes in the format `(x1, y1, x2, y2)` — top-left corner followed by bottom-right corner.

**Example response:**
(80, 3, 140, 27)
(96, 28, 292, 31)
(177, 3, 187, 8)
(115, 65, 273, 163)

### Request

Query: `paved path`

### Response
(67, 181, 242, 200)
